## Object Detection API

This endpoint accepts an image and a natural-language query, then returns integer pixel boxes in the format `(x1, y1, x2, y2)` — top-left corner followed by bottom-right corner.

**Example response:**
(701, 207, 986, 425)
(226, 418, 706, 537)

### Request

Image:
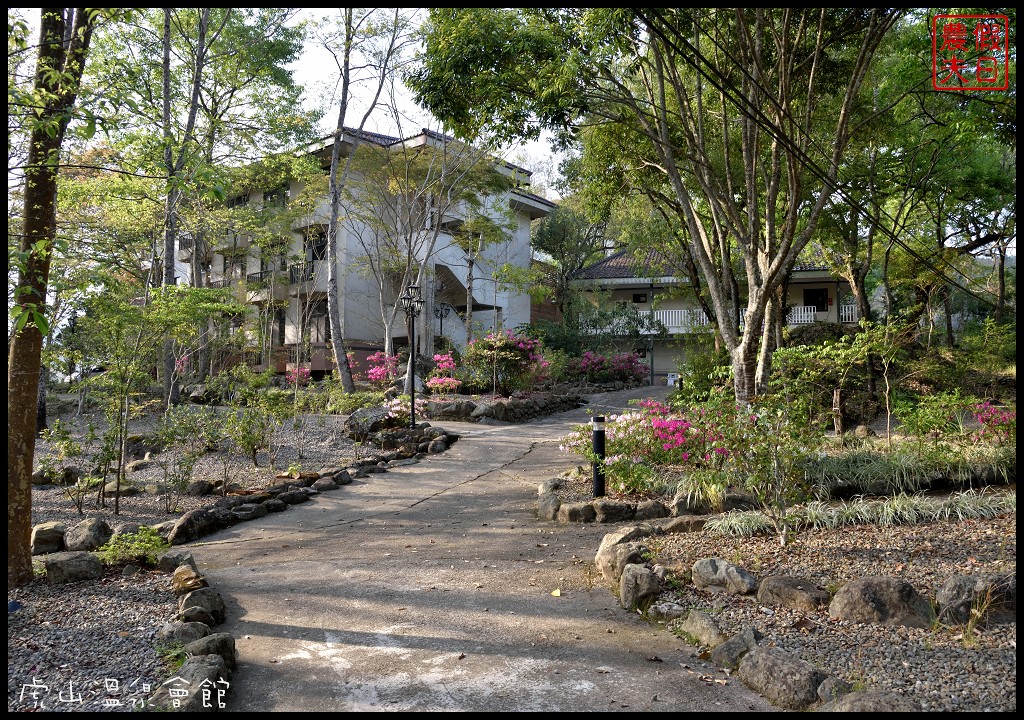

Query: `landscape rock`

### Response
(168, 509, 218, 545)
(818, 689, 920, 712)
(757, 575, 831, 612)
(149, 655, 229, 711)
(179, 588, 226, 625)
(172, 565, 209, 596)
(184, 633, 237, 671)
(737, 645, 825, 710)
(593, 499, 635, 523)
(557, 502, 596, 524)
(156, 621, 211, 645)
(709, 626, 763, 669)
(158, 549, 198, 574)
(618, 563, 661, 611)
(595, 541, 645, 583)
(64, 518, 113, 552)
(829, 576, 935, 628)
(677, 609, 728, 648)
(935, 573, 1015, 625)
(31, 521, 67, 555)
(42, 551, 104, 584)
(692, 558, 758, 595)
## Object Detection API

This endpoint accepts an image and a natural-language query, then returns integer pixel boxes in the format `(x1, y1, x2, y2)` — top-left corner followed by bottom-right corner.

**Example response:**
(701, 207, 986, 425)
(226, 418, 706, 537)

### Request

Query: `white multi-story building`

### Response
(178, 128, 555, 376)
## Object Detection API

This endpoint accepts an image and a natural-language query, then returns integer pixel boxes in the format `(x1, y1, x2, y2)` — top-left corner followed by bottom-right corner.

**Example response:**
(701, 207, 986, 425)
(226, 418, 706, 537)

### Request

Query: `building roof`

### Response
(574, 248, 830, 282)
(572, 248, 683, 281)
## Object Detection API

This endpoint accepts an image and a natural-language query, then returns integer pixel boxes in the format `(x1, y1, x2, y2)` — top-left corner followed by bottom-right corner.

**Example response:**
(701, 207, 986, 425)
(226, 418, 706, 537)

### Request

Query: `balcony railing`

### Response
(246, 269, 286, 284)
(839, 304, 859, 324)
(653, 308, 711, 333)
(786, 305, 819, 325)
(289, 261, 314, 284)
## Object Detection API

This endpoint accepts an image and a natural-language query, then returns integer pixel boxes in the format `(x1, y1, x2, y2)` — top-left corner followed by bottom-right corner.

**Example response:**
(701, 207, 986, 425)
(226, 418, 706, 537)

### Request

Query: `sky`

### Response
(286, 9, 564, 198)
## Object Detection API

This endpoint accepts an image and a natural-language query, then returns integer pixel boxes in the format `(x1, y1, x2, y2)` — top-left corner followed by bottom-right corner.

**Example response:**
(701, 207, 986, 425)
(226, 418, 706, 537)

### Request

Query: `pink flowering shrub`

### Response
(571, 351, 647, 384)
(365, 351, 400, 389)
(383, 395, 429, 426)
(285, 367, 311, 386)
(972, 401, 1016, 445)
(461, 329, 547, 395)
(426, 353, 463, 396)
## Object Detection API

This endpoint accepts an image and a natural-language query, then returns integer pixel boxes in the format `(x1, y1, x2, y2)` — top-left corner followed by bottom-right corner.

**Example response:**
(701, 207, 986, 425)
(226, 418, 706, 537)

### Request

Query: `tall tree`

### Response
(319, 8, 414, 391)
(87, 8, 312, 400)
(8, 8, 100, 588)
(531, 199, 607, 322)
(343, 131, 515, 353)
(409, 8, 901, 402)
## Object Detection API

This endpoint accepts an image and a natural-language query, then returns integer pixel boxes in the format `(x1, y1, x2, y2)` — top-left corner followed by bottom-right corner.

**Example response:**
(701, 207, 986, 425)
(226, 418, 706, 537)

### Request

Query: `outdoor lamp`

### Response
(400, 285, 423, 428)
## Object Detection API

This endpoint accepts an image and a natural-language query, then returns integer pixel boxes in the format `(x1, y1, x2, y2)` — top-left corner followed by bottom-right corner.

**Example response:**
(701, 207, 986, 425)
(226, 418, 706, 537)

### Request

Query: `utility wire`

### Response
(633, 7, 1001, 308)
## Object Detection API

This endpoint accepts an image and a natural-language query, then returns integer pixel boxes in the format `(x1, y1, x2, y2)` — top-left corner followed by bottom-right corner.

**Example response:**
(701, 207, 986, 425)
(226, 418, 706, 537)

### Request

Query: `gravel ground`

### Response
(558, 474, 1017, 713)
(9, 404, 1017, 712)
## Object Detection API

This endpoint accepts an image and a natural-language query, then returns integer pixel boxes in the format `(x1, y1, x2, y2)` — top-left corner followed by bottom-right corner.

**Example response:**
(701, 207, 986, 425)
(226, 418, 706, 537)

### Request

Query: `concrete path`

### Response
(185, 387, 776, 712)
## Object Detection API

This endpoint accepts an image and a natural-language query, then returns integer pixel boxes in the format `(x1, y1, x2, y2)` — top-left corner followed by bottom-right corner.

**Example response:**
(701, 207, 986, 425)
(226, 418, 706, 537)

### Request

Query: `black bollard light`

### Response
(592, 415, 606, 498)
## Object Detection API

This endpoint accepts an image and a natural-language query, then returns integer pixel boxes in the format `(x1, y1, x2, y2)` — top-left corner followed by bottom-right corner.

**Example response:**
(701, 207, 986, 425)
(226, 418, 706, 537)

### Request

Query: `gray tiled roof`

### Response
(575, 248, 828, 280)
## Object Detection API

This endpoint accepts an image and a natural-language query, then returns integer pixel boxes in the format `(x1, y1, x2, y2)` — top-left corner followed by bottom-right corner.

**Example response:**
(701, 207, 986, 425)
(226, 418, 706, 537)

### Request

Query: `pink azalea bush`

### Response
(285, 367, 311, 386)
(571, 350, 647, 384)
(972, 401, 1016, 445)
(426, 353, 463, 396)
(365, 351, 400, 389)
(383, 395, 429, 426)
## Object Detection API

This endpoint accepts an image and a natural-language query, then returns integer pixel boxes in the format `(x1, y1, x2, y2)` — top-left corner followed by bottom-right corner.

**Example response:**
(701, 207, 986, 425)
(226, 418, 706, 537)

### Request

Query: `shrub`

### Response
(383, 395, 429, 426)
(284, 367, 311, 386)
(571, 350, 647, 384)
(461, 329, 545, 396)
(326, 389, 387, 415)
(972, 401, 1016, 446)
(426, 353, 463, 396)
(365, 351, 400, 389)
(97, 527, 170, 567)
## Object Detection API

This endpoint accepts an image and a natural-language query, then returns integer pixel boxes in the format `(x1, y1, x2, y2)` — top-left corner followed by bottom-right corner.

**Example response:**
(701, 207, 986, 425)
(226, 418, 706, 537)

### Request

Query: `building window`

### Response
(803, 288, 828, 312)
(305, 229, 328, 262)
(227, 193, 249, 208)
(632, 293, 648, 304)
(309, 298, 330, 343)
(274, 308, 286, 346)
(264, 186, 288, 208)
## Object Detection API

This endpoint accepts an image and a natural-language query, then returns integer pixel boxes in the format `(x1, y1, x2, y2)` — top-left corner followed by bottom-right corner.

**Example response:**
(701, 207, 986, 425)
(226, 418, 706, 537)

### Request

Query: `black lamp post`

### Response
(433, 301, 451, 342)
(400, 284, 424, 428)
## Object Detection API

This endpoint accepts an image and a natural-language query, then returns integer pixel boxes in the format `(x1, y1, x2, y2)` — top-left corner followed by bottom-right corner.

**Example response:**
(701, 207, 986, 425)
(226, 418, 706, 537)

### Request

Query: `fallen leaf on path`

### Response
(551, 589, 561, 596)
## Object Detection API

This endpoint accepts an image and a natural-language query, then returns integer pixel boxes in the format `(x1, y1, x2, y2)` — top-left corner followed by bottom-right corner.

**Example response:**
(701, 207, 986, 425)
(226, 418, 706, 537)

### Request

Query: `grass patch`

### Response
(705, 488, 1015, 538)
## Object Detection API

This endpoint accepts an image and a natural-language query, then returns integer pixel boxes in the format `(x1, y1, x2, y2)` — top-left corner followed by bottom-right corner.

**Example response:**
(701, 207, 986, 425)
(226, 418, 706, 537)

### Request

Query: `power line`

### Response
(632, 8, 1001, 308)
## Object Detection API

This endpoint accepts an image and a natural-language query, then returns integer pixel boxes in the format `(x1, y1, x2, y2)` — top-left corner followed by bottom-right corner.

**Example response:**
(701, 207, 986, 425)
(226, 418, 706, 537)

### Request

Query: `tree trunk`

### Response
(465, 257, 475, 342)
(8, 8, 95, 588)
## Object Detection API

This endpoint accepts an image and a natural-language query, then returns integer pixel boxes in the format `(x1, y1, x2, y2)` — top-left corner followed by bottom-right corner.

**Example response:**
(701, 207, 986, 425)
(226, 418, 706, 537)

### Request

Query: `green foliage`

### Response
(97, 527, 170, 567)
(805, 441, 1015, 497)
(670, 333, 732, 408)
(325, 388, 386, 416)
(155, 642, 188, 673)
(152, 406, 221, 512)
(892, 390, 973, 443)
(674, 468, 730, 514)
